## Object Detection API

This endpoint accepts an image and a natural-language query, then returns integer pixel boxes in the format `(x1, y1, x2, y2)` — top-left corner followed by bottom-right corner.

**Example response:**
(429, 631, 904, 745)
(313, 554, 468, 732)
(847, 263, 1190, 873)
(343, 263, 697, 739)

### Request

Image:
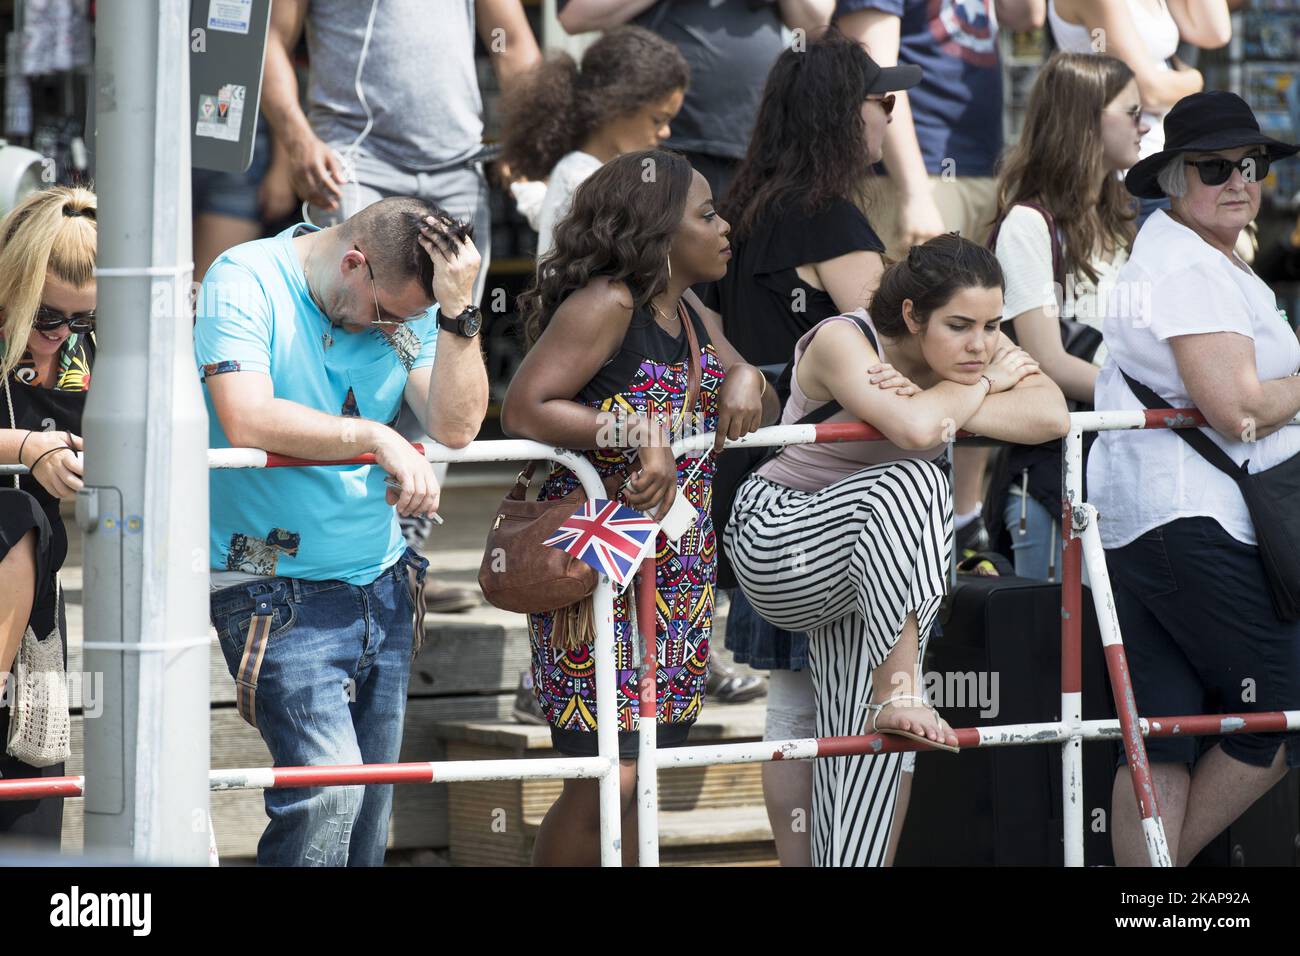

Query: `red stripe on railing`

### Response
(1141, 409, 1208, 429)
(267, 764, 435, 787)
(263, 443, 426, 469)
(0, 777, 84, 800)
(1103, 643, 1159, 820)
(1146, 711, 1291, 737)
(636, 563, 658, 725)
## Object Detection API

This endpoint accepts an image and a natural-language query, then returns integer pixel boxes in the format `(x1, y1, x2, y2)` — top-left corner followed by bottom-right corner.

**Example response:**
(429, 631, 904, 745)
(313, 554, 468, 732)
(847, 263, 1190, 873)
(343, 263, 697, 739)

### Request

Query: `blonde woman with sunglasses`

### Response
(0, 185, 98, 846)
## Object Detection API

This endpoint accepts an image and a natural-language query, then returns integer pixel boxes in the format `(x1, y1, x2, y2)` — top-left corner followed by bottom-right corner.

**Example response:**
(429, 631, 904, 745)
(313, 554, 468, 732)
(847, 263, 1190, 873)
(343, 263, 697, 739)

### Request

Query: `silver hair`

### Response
(1156, 155, 1187, 198)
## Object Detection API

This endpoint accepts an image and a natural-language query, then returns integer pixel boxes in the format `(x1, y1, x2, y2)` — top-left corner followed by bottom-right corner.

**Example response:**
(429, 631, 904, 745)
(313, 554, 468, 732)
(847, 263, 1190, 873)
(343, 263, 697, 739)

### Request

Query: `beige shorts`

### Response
(866, 175, 999, 262)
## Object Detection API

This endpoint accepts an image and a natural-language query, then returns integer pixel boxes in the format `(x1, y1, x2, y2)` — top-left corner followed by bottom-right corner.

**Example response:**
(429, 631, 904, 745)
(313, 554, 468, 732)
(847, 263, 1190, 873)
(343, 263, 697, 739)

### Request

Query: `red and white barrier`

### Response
(5, 412, 1297, 868)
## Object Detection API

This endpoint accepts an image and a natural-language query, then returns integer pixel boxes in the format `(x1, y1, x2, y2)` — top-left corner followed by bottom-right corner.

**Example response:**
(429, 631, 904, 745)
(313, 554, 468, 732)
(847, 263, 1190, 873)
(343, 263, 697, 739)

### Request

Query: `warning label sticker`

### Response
(195, 83, 245, 142)
(207, 0, 253, 35)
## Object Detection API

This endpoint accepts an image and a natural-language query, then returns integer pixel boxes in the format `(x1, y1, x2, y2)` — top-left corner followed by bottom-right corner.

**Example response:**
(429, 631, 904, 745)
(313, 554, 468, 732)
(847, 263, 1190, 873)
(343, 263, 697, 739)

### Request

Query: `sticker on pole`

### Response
(544, 499, 659, 591)
(195, 83, 245, 142)
(207, 0, 253, 34)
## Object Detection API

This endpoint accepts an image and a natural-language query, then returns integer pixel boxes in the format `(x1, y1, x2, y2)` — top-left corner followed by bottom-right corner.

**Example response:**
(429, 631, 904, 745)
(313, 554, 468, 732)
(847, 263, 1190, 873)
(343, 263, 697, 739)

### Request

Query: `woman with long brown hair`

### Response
(503, 149, 776, 865)
(985, 52, 1147, 578)
(0, 185, 98, 845)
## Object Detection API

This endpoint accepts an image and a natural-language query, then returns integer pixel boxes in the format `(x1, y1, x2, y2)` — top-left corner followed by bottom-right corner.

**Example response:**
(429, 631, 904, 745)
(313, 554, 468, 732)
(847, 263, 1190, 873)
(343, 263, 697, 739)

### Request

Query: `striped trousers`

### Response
(724, 459, 953, 866)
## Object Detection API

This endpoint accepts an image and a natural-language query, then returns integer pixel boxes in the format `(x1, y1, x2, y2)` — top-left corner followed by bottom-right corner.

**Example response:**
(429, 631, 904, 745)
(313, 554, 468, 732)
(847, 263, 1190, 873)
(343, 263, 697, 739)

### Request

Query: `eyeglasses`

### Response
(866, 93, 896, 117)
(354, 243, 397, 328)
(1103, 105, 1143, 126)
(1185, 153, 1271, 187)
(33, 305, 95, 333)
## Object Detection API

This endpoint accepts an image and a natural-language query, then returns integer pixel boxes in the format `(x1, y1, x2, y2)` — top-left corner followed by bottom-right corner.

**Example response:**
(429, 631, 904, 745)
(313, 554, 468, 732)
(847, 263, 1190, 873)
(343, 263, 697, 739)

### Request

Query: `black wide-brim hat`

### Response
(1125, 90, 1300, 199)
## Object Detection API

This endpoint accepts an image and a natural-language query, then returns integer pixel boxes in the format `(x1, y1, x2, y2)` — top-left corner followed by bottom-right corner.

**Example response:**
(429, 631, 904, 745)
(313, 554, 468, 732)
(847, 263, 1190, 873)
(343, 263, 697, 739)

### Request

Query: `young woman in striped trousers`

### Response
(725, 235, 1071, 866)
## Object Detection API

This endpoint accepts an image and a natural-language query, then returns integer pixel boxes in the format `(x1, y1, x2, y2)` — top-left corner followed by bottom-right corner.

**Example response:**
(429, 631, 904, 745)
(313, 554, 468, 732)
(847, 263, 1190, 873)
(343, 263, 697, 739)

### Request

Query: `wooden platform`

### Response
(436, 702, 779, 867)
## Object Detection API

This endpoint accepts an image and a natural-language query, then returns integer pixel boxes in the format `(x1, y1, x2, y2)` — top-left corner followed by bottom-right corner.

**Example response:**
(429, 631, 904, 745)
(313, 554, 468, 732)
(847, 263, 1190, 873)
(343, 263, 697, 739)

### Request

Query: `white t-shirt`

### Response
(1046, 0, 1179, 160)
(995, 204, 1128, 367)
(1089, 210, 1300, 548)
(536, 150, 603, 259)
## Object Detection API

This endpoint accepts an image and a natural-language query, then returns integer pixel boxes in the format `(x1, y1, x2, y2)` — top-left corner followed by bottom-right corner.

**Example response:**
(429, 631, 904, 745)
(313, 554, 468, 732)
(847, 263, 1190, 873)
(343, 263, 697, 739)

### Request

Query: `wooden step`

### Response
(551, 806, 777, 867)
(442, 703, 777, 866)
(431, 698, 767, 753)
(60, 693, 518, 859)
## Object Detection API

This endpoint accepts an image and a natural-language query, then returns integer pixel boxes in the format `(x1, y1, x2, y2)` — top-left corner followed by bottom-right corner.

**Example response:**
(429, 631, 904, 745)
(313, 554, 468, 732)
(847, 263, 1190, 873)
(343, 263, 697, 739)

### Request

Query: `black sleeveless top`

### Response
(577, 298, 710, 403)
(3, 332, 94, 562)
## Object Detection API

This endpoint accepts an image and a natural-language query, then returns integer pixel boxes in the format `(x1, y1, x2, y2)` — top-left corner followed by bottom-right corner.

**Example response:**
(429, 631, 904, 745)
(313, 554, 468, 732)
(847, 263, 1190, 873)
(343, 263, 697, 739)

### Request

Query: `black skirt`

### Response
(0, 486, 69, 846)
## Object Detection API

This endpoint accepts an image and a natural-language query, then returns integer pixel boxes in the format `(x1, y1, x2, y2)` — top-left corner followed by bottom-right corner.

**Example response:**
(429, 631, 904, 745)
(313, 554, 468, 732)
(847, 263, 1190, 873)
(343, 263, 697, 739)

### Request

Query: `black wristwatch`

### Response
(438, 304, 482, 338)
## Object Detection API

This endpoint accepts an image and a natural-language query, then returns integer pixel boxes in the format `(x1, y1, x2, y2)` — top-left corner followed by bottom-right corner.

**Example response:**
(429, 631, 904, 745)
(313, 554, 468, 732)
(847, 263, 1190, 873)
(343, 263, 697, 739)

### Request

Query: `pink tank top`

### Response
(756, 310, 948, 493)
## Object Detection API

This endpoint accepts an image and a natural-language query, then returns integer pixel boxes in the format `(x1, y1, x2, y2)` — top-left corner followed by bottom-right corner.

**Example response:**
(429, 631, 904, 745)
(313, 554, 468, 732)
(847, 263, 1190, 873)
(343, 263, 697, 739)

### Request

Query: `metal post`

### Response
(635, 562, 660, 866)
(1077, 508, 1173, 867)
(79, 0, 210, 862)
(1060, 425, 1084, 866)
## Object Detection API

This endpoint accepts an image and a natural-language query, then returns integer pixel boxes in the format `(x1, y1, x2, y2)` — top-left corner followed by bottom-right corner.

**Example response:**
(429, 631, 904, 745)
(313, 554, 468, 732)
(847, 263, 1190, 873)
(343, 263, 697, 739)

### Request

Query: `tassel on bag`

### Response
(549, 595, 596, 652)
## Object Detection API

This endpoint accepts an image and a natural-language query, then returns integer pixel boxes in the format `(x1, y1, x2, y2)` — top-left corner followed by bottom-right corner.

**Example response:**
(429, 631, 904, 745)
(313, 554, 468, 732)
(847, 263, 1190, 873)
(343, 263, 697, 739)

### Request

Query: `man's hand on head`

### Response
(419, 215, 481, 319)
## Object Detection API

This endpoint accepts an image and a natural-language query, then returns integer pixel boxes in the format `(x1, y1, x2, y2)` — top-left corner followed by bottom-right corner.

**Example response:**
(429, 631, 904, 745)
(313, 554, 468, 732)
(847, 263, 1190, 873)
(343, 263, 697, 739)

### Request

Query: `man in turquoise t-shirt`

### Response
(195, 196, 487, 866)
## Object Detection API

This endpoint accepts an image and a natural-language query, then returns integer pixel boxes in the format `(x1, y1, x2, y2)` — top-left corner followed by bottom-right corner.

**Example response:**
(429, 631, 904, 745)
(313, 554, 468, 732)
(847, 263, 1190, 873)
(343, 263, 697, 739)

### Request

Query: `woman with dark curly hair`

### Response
(502, 149, 777, 865)
(500, 25, 688, 258)
(704, 27, 920, 866)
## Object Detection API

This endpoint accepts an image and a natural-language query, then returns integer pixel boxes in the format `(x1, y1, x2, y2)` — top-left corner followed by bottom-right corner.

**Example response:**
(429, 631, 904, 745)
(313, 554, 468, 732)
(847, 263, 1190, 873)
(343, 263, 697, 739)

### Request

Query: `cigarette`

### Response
(383, 476, 443, 524)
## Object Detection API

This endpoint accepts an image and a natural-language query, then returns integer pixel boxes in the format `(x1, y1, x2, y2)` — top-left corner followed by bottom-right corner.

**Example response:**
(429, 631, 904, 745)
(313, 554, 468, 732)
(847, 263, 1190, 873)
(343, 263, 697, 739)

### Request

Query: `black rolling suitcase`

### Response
(1190, 768, 1300, 866)
(895, 573, 1119, 866)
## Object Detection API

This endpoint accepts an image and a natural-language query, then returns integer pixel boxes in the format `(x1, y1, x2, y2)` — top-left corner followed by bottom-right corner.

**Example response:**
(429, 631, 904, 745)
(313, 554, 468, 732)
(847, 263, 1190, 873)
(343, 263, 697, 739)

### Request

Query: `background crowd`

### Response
(3, 0, 1300, 868)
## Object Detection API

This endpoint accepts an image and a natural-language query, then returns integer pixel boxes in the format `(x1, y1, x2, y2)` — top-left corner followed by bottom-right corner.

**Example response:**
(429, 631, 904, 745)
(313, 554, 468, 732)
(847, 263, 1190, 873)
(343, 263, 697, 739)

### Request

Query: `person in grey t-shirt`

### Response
(261, 0, 540, 612)
(558, 0, 834, 201)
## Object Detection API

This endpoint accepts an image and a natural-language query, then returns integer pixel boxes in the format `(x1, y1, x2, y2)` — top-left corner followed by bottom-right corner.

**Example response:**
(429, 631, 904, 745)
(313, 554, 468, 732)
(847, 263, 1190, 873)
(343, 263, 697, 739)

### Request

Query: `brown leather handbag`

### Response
(478, 302, 702, 647)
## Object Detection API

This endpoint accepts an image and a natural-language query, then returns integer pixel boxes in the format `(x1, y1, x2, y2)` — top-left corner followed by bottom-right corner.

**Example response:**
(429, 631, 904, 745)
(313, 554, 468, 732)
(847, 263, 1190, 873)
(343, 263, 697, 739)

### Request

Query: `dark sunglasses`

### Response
(1185, 153, 1270, 187)
(867, 93, 896, 117)
(33, 305, 96, 333)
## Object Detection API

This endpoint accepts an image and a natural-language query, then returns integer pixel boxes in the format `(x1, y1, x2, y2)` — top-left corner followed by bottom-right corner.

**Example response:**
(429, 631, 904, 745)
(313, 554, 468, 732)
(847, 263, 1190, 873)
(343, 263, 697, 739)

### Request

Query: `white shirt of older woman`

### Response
(1090, 200, 1300, 549)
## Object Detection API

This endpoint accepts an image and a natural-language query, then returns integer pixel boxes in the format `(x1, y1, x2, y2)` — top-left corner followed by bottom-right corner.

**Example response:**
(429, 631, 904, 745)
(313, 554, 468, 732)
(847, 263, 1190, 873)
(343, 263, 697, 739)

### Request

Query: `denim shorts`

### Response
(722, 587, 808, 672)
(191, 120, 271, 221)
(1105, 516, 1300, 770)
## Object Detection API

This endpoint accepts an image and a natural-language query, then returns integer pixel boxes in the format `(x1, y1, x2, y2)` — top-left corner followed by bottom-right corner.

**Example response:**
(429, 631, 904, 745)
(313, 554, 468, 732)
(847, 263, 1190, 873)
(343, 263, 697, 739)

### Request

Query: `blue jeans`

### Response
(209, 548, 428, 866)
(1002, 489, 1092, 585)
(1002, 488, 1057, 580)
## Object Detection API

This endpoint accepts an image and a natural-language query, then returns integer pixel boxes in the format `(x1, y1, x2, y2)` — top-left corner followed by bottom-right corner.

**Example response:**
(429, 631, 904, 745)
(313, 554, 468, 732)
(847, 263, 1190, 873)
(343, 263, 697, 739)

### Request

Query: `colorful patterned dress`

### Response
(528, 301, 725, 752)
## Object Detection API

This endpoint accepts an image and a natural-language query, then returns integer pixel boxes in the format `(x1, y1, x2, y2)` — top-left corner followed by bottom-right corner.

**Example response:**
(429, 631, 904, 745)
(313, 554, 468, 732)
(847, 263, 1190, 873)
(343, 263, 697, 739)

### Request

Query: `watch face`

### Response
(462, 311, 482, 337)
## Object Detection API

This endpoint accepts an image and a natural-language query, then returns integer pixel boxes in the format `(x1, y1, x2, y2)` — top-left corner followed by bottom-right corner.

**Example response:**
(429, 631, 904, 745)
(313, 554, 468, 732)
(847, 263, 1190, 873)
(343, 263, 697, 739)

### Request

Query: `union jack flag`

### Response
(544, 499, 659, 590)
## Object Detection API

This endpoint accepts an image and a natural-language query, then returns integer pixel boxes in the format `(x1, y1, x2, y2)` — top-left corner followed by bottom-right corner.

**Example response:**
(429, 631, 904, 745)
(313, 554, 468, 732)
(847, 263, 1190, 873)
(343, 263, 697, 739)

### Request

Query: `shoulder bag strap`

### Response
(4, 376, 17, 489)
(770, 314, 881, 459)
(988, 201, 1065, 291)
(678, 300, 702, 422)
(1018, 200, 1065, 290)
(1119, 367, 1248, 481)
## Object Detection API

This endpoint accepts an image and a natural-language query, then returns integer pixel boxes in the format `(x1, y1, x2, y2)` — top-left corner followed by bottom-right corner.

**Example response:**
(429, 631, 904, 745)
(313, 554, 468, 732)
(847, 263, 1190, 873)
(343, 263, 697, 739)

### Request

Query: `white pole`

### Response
(1077, 509, 1173, 868)
(81, 0, 210, 863)
(1061, 425, 1085, 867)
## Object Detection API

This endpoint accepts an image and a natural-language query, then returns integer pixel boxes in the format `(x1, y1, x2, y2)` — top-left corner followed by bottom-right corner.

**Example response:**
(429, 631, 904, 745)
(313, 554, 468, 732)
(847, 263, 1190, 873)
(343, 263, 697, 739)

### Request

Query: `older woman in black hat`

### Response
(1090, 91, 1300, 866)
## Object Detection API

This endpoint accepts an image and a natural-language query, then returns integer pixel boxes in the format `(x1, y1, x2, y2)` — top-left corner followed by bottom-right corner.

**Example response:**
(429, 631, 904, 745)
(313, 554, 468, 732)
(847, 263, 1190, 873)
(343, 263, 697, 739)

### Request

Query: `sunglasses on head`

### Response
(1185, 153, 1270, 187)
(33, 305, 95, 333)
